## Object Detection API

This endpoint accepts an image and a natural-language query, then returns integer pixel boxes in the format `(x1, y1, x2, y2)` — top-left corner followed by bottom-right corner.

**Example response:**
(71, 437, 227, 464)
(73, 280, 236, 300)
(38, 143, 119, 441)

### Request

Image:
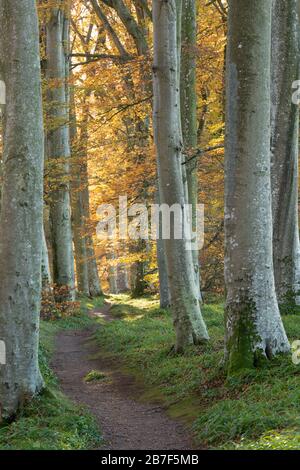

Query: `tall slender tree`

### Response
(70, 84, 90, 296)
(0, 0, 44, 418)
(46, 1, 75, 301)
(89, 0, 172, 303)
(156, 190, 170, 308)
(271, 0, 300, 311)
(81, 124, 103, 297)
(42, 226, 53, 293)
(153, 0, 209, 352)
(69, 19, 103, 298)
(224, 0, 290, 374)
(181, 0, 201, 301)
(89, 0, 151, 298)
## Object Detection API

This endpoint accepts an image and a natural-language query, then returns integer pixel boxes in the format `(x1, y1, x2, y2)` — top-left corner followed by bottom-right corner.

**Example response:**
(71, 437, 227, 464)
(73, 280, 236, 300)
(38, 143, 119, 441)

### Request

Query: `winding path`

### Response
(51, 304, 195, 450)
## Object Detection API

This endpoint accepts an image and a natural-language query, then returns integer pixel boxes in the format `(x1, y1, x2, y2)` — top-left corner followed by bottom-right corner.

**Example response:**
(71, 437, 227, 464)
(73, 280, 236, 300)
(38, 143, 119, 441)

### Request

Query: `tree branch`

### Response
(182, 144, 224, 165)
(89, 0, 131, 57)
(100, 0, 148, 55)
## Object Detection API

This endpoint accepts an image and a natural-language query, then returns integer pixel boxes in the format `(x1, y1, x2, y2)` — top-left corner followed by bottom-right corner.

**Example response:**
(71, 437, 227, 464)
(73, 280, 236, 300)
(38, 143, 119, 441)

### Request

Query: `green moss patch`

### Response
(84, 370, 107, 383)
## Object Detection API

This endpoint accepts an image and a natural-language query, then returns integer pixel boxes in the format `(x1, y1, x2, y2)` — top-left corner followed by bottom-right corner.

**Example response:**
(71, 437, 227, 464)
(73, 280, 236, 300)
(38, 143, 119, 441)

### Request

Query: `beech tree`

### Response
(0, 0, 44, 418)
(69, 27, 103, 298)
(72, 88, 103, 297)
(181, 0, 201, 301)
(87, 0, 172, 304)
(42, 227, 53, 292)
(70, 85, 90, 296)
(89, 0, 151, 298)
(224, 0, 290, 373)
(153, 0, 209, 352)
(156, 190, 171, 308)
(46, 1, 75, 301)
(271, 0, 300, 311)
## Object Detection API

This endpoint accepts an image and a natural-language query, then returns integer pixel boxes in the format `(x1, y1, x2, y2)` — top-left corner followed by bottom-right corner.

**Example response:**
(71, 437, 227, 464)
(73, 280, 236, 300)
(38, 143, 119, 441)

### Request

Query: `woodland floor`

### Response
(51, 302, 195, 450)
(1, 295, 300, 450)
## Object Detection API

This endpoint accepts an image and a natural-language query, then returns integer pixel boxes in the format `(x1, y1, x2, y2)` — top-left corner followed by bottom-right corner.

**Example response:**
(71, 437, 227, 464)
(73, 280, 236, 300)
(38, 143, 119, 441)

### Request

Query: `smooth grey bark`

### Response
(155, 190, 170, 308)
(46, 4, 75, 301)
(271, 0, 300, 310)
(0, 0, 44, 418)
(153, 0, 209, 352)
(43, 205, 54, 281)
(181, 0, 202, 302)
(80, 108, 103, 298)
(70, 161, 89, 297)
(224, 0, 290, 374)
(156, 234, 170, 308)
(42, 226, 52, 292)
(69, 85, 90, 296)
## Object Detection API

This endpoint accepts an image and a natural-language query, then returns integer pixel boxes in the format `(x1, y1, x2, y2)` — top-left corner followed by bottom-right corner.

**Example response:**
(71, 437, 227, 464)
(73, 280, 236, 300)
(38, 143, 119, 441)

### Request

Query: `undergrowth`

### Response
(94, 294, 300, 450)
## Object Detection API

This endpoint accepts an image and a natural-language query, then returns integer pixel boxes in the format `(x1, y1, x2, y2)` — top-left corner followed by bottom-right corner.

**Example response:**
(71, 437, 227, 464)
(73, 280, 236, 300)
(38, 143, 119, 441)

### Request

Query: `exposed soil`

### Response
(51, 303, 195, 450)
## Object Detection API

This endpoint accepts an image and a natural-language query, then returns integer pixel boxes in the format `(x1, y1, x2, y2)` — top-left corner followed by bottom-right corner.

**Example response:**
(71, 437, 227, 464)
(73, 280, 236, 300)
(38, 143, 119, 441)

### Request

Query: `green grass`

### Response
(84, 370, 107, 383)
(94, 294, 300, 450)
(0, 298, 104, 450)
(79, 295, 105, 316)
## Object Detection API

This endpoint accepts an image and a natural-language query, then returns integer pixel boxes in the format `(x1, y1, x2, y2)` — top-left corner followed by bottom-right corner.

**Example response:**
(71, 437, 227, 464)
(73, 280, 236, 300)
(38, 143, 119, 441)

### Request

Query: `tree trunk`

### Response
(131, 241, 148, 298)
(102, 0, 148, 55)
(86, 235, 103, 297)
(0, 0, 44, 418)
(81, 155, 103, 298)
(153, 0, 209, 352)
(156, 235, 170, 308)
(101, 0, 150, 299)
(69, 84, 90, 296)
(79, 93, 103, 298)
(181, 0, 202, 302)
(271, 0, 300, 312)
(46, 4, 75, 301)
(155, 190, 170, 308)
(109, 272, 118, 295)
(224, 0, 290, 374)
(71, 178, 89, 296)
(42, 226, 52, 291)
(108, 253, 118, 294)
(116, 262, 130, 292)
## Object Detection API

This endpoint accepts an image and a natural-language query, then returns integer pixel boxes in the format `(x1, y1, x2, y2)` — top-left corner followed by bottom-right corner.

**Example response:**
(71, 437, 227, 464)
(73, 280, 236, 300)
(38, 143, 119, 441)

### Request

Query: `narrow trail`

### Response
(51, 303, 195, 450)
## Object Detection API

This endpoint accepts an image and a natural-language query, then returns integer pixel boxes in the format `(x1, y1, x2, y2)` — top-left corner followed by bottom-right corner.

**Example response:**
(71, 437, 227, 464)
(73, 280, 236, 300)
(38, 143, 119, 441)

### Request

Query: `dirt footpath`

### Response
(51, 306, 195, 450)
